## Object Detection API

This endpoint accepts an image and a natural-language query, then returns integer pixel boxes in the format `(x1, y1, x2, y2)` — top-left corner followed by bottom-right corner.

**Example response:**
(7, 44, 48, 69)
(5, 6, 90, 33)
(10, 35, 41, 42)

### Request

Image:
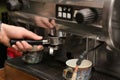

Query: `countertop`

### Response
(0, 68, 5, 80)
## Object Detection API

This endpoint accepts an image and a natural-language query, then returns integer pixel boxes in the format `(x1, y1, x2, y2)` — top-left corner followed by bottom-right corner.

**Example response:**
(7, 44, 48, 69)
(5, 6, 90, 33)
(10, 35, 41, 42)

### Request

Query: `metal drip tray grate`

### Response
(90, 71, 118, 80)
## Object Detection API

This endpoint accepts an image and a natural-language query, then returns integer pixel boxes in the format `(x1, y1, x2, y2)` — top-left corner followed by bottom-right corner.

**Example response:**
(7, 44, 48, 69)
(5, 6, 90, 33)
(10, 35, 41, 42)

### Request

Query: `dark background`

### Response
(0, 0, 7, 68)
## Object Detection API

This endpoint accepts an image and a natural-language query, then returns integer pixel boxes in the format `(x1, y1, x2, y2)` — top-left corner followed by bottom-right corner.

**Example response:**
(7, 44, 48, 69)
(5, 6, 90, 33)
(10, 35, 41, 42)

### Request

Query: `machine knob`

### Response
(75, 8, 99, 24)
(7, 0, 23, 11)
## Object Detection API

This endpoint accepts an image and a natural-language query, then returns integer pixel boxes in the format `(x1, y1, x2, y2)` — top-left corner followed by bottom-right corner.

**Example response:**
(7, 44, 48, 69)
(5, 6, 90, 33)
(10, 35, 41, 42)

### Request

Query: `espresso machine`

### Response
(4, 0, 120, 80)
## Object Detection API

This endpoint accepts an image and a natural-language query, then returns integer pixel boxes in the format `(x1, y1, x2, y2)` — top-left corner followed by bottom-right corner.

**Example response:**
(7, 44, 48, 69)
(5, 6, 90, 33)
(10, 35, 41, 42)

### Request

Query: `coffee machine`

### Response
(4, 0, 120, 80)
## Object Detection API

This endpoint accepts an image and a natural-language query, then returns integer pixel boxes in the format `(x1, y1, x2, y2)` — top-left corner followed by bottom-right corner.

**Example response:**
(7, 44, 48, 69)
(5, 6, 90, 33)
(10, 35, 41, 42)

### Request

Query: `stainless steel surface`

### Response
(8, 0, 120, 50)
(49, 28, 67, 37)
(103, 0, 120, 51)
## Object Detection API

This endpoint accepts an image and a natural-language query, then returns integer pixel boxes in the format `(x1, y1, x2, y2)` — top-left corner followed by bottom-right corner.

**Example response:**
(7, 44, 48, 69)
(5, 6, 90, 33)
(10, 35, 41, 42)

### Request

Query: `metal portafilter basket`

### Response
(22, 50, 43, 64)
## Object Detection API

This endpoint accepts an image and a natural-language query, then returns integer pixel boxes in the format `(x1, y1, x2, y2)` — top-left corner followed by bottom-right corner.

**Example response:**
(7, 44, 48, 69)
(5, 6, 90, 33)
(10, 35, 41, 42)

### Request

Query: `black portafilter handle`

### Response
(10, 39, 44, 46)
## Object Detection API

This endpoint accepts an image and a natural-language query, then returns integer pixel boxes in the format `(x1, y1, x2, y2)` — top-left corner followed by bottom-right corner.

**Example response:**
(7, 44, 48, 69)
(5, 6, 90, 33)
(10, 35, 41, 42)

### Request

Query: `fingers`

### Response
(37, 20, 49, 29)
(12, 41, 44, 52)
(50, 19, 56, 27)
(21, 41, 33, 50)
(41, 18, 54, 28)
(12, 41, 26, 51)
(28, 45, 44, 52)
(34, 16, 56, 29)
(22, 28, 43, 40)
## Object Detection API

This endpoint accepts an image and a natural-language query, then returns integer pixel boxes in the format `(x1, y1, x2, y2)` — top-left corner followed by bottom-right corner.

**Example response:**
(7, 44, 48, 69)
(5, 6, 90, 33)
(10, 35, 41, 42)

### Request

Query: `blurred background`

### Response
(0, 0, 7, 68)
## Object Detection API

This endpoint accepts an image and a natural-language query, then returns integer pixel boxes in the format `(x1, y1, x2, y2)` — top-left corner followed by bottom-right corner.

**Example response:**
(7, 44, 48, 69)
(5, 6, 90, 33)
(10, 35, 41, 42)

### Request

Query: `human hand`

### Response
(0, 23, 43, 51)
(34, 16, 56, 29)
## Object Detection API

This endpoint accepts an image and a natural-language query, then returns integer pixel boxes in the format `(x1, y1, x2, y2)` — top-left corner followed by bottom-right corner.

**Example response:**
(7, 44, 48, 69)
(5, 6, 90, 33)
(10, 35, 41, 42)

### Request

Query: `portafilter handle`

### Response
(10, 39, 49, 46)
(10, 37, 62, 46)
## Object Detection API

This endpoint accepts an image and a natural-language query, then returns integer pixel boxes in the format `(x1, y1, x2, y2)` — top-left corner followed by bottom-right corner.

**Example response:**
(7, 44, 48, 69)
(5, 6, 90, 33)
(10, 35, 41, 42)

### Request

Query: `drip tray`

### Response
(90, 71, 118, 80)
(6, 57, 118, 80)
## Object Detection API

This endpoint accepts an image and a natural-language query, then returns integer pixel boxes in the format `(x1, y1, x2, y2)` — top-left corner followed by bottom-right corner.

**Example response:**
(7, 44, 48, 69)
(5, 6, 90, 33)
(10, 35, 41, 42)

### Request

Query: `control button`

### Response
(68, 8, 71, 12)
(58, 7, 62, 11)
(67, 13, 71, 19)
(63, 7, 67, 11)
(58, 12, 62, 17)
(63, 12, 67, 18)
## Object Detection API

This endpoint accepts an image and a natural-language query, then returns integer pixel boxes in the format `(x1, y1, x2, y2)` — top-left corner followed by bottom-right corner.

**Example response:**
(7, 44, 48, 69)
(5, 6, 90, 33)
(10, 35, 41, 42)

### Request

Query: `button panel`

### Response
(56, 4, 73, 20)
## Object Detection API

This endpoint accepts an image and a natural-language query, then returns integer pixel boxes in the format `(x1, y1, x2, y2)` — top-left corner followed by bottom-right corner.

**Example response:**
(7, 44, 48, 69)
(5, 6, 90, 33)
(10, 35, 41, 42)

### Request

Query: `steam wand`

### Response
(71, 42, 104, 80)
